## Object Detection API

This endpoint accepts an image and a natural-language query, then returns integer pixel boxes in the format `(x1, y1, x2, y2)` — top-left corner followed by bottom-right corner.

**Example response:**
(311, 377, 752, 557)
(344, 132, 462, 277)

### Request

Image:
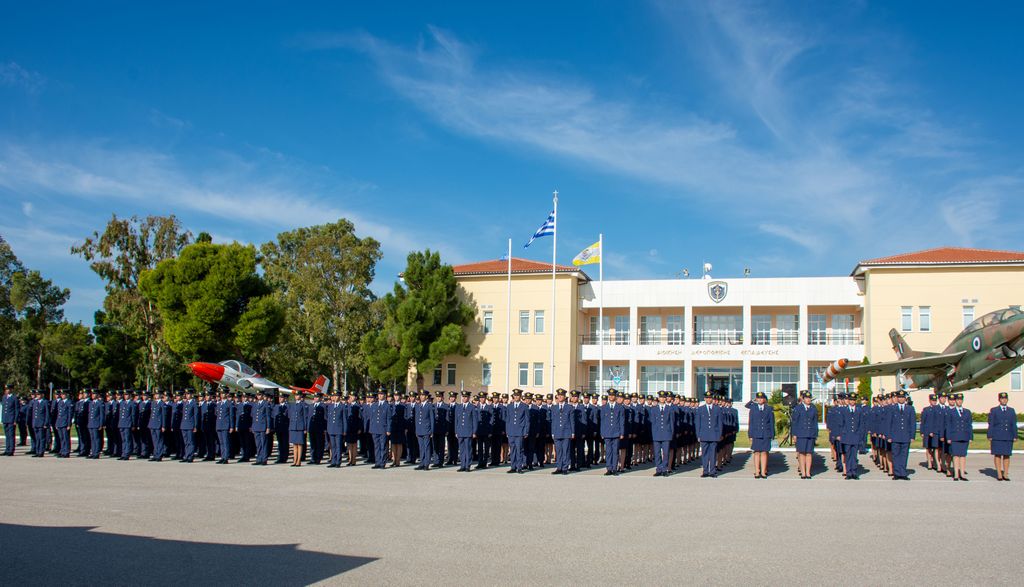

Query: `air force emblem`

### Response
(708, 280, 728, 304)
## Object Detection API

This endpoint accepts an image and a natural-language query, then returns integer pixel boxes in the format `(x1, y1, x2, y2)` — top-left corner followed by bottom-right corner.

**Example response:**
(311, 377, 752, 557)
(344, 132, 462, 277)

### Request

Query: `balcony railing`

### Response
(808, 331, 864, 345)
(638, 331, 686, 345)
(751, 331, 800, 345)
(580, 333, 631, 345)
(694, 330, 744, 345)
(583, 382, 631, 394)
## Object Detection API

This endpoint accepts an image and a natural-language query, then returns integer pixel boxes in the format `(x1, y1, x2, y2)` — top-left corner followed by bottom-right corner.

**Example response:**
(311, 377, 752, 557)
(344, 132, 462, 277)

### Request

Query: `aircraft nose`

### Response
(188, 362, 224, 382)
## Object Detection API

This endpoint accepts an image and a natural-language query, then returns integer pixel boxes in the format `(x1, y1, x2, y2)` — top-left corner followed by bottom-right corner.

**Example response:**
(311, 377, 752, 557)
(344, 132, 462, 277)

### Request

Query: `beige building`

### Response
(428, 247, 1024, 414)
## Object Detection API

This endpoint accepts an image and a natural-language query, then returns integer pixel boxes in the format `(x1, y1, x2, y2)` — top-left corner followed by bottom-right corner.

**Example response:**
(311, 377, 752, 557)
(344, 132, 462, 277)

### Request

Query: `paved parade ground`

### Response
(2, 450, 1021, 586)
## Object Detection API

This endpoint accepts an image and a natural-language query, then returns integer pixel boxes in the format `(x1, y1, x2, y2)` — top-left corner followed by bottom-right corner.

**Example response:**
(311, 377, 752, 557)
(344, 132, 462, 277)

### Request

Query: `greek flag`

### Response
(523, 210, 555, 248)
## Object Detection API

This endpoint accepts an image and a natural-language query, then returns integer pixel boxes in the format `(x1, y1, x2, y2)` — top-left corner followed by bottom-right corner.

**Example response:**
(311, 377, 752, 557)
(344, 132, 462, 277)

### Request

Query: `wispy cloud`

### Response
(0, 61, 46, 94)
(311, 11, 1022, 262)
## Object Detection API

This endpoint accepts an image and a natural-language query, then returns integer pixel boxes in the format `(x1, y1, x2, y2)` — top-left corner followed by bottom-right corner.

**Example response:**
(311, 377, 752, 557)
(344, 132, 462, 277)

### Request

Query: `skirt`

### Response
(949, 441, 969, 457)
(750, 438, 772, 452)
(288, 430, 306, 445)
(991, 439, 1014, 457)
(796, 437, 816, 453)
(924, 435, 941, 449)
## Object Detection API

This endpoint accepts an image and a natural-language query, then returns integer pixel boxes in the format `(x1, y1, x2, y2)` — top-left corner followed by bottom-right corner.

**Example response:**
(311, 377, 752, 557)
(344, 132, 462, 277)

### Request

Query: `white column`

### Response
(799, 358, 809, 393)
(684, 305, 693, 345)
(742, 304, 752, 345)
(684, 357, 693, 397)
(799, 304, 809, 347)
(629, 305, 639, 395)
(742, 358, 752, 403)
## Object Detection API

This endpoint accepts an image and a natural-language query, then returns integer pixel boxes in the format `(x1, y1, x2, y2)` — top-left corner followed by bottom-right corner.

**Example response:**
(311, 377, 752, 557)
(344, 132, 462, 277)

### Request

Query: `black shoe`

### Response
(604, 471, 615, 476)
(700, 473, 708, 478)
(654, 472, 663, 477)
(507, 469, 517, 474)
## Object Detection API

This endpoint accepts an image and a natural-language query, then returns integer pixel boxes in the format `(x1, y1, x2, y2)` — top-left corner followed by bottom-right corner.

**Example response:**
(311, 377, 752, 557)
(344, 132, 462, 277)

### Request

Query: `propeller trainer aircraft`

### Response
(188, 360, 330, 396)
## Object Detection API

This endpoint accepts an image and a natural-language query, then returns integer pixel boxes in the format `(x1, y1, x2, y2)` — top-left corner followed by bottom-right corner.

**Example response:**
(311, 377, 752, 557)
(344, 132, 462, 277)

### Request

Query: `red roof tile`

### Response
(859, 247, 1024, 266)
(453, 257, 582, 277)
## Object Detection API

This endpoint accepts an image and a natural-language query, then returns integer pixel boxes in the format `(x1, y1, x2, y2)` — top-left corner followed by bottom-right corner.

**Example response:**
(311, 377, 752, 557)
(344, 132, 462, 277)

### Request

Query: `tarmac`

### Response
(1, 448, 1021, 586)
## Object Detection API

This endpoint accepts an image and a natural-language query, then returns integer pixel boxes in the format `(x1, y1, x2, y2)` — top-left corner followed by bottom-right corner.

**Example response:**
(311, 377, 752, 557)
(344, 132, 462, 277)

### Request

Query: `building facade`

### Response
(428, 247, 1024, 414)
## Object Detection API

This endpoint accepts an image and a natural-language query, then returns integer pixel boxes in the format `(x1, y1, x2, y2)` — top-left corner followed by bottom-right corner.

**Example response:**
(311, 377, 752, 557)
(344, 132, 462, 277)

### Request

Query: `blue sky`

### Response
(2, 1, 1023, 325)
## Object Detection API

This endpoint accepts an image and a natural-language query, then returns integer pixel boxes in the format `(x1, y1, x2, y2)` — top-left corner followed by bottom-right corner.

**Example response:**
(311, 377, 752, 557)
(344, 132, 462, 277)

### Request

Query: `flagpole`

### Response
(550, 190, 558, 395)
(598, 233, 604, 395)
(505, 238, 512, 394)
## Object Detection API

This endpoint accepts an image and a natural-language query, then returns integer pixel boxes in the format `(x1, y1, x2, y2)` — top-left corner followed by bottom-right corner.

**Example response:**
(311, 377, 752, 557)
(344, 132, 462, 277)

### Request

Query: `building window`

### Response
(751, 365, 800, 396)
(518, 363, 528, 387)
(807, 314, 826, 345)
(695, 366, 743, 402)
(534, 310, 545, 334)
(519, 311, 530, 334)
(614, 315, 630, 345)
(694, 314, 742, 344)
(432, 367, 442, 386)
(666, 315, 684, 345)
(1012, 367, 1022, 391)
(963, 306, 975, 329)
(900, 307, 913, 332)
(832, 314, 855, 343)
(533, 362, 544, 387)
(919, 306, 931, 332)
(640, 315, 662, 344)
(589, 364, 629, 393)
(446, 363, 456, 386)
(483, 311, 493, 334)
(588, 315, 610, 344)
(640, 365, 684, 393)
(776, 314, 798, 345)
(752, 315, 771, 345)
(482, 363, 491, 386)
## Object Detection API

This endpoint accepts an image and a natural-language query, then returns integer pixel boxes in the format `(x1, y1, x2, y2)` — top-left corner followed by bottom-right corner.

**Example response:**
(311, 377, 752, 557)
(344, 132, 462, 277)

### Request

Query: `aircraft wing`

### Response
(838, 351, 967, 379)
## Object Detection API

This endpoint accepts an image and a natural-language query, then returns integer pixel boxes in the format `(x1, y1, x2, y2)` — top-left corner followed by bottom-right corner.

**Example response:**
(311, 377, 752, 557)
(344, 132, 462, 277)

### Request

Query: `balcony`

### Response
(580, 332, 630, 346)
(808, 331, 864, 345)
(583, 381, 631, 394)
(694, 329, 744, 345)
(751, 331, 800, 345)
(638, 331, 686, 345)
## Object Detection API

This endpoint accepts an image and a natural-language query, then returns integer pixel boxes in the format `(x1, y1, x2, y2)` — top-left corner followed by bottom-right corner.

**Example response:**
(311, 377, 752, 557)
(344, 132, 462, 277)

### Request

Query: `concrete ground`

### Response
(1, 449, 1020, 586)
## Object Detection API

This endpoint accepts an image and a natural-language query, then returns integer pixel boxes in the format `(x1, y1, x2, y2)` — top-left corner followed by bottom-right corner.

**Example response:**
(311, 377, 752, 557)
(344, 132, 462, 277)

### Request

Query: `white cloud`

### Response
(0, 61, 46, 94)
(21, 201, 33, 217)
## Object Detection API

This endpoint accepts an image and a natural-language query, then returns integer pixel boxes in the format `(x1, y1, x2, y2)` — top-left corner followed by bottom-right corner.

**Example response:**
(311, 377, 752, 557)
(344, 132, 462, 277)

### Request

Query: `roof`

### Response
(452, 257, 588, 280)
(854, 247, 1024, 275)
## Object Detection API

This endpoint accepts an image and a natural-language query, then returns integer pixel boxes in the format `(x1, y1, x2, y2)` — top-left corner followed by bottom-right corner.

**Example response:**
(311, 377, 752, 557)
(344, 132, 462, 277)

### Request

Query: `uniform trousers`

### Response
(327, 433, 342, 466)
(149, 429, 164, 459)
(653, 440, 670, 473)
(891, 441, 909, 477)
(3, 424, 14, 455)
(842, 442, 860, 476)
(32, 427, 47, 455)
(89, 428, 104, 457)
(179, 429, 193, 461)
(458, 436, 473, 469)
(700, 440, 717, 475)
(554, 437, 571, 471)
(417, 434, 433, 466)
(604, 438, 620, 472)
(509, 435, 525, 471)
(119, 428, 133, 458)
(217, 430, 231, 460)
(372, 433, 388, 466)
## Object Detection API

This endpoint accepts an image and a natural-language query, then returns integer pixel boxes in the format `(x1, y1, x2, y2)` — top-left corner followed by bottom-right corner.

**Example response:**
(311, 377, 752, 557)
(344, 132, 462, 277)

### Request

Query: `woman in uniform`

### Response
(945, 393, 973, 481)
(987, 392, 1017, 481)
(288, 392, 310, 467)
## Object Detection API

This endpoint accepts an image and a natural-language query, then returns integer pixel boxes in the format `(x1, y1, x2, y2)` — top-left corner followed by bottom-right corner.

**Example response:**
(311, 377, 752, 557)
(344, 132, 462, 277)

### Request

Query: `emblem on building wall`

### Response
(708, 280, 728, 303)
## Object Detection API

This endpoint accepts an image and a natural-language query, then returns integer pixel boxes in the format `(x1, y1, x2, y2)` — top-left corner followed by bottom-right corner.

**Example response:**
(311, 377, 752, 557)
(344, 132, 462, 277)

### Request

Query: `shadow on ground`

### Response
(0, 522, 376, 586)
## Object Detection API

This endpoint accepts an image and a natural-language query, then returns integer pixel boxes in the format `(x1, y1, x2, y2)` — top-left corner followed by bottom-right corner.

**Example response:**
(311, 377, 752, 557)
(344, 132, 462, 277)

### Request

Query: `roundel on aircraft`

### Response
(972, 336, 982, 352)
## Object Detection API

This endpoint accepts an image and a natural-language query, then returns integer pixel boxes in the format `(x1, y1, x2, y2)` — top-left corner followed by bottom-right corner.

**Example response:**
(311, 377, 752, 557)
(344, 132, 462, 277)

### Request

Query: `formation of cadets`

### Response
(1, 382, 1014, 480)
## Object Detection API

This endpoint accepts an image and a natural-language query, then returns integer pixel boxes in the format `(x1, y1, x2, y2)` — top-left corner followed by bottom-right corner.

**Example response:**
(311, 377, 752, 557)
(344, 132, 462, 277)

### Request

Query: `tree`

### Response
(361, 249, 474, 387)
(856, 356, 872, 402)
(0, 236, 26, 387)
(261, 219, 381, 392)
(91, 309, 143, 389)
(43, 322, 96, 389)
(10, 270, 71, 389)
(140, 241, 283, 361)
(72, 214, 192, 388)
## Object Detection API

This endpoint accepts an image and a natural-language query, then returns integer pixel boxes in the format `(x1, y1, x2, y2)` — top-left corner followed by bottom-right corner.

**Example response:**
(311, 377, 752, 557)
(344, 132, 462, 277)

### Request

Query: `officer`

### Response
(387, 393, 406, 468)
(215, 388, 236, 464)
(273, 391, 291, 463)
(367, 389, 392, 469)
(920, 393, 939, 471)
(287, 391, 309, 467)
(116, 390, 138, 460)
(547, 388, 575, 475)
(137, 391, 152, 459)
(453, 390, 478, 472)
(28, 389, 48, 457)
(431, 392, 449, 468)
(322, 390, 343, 468)
(599, 390, 625, 476)
(695, 391, 722, 477)
(175, 389, 196, 463)
(344, 393, 361, 466)
(745, 391, 775, 479)
(887, 389, 916, 480)
(84, 389, 105, 459)
(835, 392, 864, 480)
(307, 392, 327, 465)
(147, 392, 167, 461)
(52, 389, 72, 458)
(505, 389, 530, 473)
(945, 393, 972, 481)
(647, 390, 676, 477)
(475, 392, 493, 469)
(165, 390, 180, 459)
(988, 391, 1017, 481)
(412, 390, 435, 470)
(250, 390, 272, 466)
(791, 391, 819, 479)
(2, 383, 17, 456)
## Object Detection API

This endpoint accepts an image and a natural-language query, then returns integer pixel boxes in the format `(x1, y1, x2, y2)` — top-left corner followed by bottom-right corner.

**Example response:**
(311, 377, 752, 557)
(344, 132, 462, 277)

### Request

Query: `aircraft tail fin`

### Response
(888, 328, 937, 359)
(312, 375, 330, 395)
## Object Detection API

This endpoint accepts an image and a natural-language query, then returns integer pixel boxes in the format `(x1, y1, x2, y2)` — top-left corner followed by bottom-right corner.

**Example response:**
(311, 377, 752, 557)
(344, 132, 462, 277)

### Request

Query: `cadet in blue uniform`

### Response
(288, 392, 310, 467)
(146, 392, 167, 461)
(695, 391, 722, 477)
(505, 389, 530, 473)
(790, 391, 818, 479)
(988, 392, 1016, 481)
(412, 390, 435, 470)
(2, 383, 17, 456)
(86, 389, 106, 459)
(116, 390, 138, 460)
(367, 390, 392, 469)
(307, 392, 326, 465)
(74, 390, 90, 456)
(453, 390, 478, 472)
(647, 391, 676, 477)
(887, 390, 916, 480)
(475, 393, 493, 469)
(324, 390, 345, 468)
(388, 394, 407, 467)
(250, 390, 273, 465)
(54, 389, 73, 458)
(600, 390, 625, 476)
(745, 391, 775, 478)
(273, 392, 290, 463)
(215, 389, 236, 464)
(920, 394, 939, 471)
(835, 392, 865, 480)
(29, 390, 49, 457)
(548, 388, 576, 475)
(945, 393, 972, 481)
